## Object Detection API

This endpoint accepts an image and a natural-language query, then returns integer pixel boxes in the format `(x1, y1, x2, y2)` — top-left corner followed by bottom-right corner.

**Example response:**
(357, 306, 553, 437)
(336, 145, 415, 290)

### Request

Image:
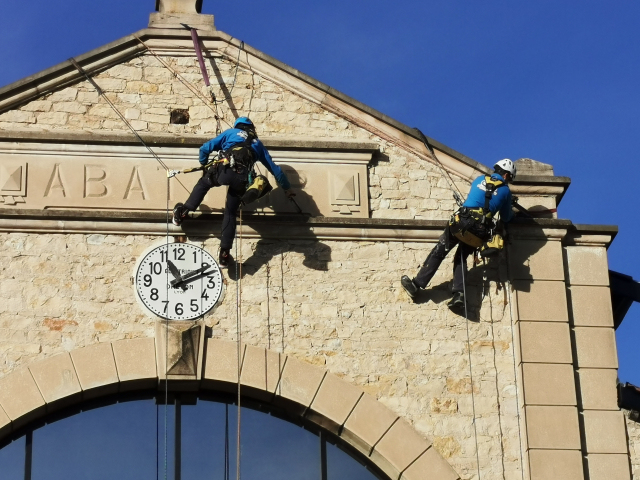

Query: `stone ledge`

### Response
(0, 130, 380, 153)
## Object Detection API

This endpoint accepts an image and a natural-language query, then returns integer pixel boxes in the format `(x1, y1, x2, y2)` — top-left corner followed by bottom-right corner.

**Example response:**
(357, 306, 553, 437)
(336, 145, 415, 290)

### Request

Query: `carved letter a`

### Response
(44, 164, 66, 198)
(124, 166, 146, 200)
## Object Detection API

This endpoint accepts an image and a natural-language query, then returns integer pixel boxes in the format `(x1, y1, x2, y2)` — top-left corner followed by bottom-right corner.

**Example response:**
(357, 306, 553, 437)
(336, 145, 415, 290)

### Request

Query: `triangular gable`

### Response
(0, 20, 568, 219)
(0, 26, 488, 186)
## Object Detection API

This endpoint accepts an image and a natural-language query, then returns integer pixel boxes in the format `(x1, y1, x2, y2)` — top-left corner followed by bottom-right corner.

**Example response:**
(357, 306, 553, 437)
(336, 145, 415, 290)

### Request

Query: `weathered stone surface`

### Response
(240, 344, 283, 400)
(564, 246, 610, 286)
(112, 338, 157, 389)
(568, 286, 614, 327)
(519, 321, 573, 364)
(587, 454, 631, 480)
(0, 368, 45, 428)
(526, 406, 581, 449)
(529, 449, 584, 480)
(583, 410, 629, 454)
(308, 372, 363, 433)
(28, 352, 82, 408)
(70, 343, 119, 398)
(342, 392, 398, 456)
(625, 413, 640, 480)
(401, 446, 460, 480)
(373, 418, 431, 480)
(574, 327, 618, 368)
(577, 369, 618, 410)
(514, 280, 568, 322)
(522, 363, 576, 405)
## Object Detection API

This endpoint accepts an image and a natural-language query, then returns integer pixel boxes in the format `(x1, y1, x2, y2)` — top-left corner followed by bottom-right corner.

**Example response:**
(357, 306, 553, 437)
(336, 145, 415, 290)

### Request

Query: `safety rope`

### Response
(235, 208, 243, 480)
(69, 57, 191, 197)
(505, 272, 526, 480)
(164, 174, 170, 480)
(134, 36, 244, 134)
(414, 128, 465, 206)
(209, 41, 244, 105)
(133, 37, 220, 119)
(459, 249, 482, 480)
(486, 279, 507, 480)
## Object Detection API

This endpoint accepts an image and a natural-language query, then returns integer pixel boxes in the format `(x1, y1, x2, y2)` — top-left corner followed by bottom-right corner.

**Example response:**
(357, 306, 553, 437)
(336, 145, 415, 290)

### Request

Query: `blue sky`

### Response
(1, 0, 639, 383)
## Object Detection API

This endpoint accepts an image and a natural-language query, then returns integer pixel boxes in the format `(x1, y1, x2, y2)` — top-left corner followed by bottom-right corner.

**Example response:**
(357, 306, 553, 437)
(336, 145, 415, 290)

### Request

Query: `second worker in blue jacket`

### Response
(401, 159, 516, 311)
(172, 117, 293, 267)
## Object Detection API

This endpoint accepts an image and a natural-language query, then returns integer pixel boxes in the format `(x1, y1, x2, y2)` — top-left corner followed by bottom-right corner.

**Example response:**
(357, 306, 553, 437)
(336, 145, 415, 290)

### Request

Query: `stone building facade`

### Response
(0, 2, 634, 479)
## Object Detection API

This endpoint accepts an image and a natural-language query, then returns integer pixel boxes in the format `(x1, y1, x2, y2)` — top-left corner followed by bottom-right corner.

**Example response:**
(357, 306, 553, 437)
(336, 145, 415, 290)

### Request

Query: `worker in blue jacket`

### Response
(173, 117, 294, 266)
(401, 159, 516, 311)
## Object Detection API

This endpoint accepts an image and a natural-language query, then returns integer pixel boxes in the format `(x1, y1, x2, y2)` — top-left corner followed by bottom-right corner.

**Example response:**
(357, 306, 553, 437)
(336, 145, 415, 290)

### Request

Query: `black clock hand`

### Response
(167, 260, 188, 291)
(167, 260, 181, 280)
(170, 264, 212, 287)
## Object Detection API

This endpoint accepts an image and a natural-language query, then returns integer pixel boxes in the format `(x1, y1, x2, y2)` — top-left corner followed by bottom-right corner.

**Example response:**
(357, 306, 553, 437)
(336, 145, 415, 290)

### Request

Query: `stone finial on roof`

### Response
(514, 158, 554, 176)
(149, 0, 215, 30)
(156, 0, 202, 14)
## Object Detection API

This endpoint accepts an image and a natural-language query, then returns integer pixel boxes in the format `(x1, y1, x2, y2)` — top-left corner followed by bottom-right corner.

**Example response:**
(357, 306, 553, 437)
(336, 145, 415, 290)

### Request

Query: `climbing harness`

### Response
(449, 175, 508, 254)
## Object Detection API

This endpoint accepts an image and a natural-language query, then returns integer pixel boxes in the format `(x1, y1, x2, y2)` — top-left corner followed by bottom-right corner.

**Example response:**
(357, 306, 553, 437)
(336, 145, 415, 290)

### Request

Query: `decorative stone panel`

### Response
(156, 319, 205, 383)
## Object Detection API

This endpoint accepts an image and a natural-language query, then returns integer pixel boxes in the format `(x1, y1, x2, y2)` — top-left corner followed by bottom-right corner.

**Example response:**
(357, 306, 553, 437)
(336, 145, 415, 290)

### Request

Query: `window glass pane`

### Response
(16, 395, 378, 480)
(327, 441, 379, 480)
(181, 400, 235, 480)
(32, 399, 160, 480)
(239, 407, 320, 480)
(158, 401, 177, 480)
(0, 435, 25, 480)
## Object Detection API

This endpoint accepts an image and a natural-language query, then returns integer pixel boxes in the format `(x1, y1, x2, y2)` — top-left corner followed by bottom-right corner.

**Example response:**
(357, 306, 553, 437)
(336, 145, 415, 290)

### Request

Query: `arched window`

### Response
(0, 393, 383, 480)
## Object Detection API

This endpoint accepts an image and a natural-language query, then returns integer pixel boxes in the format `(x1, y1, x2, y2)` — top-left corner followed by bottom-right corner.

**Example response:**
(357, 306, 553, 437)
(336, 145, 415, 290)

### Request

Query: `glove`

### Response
(512, 195, 519, 203)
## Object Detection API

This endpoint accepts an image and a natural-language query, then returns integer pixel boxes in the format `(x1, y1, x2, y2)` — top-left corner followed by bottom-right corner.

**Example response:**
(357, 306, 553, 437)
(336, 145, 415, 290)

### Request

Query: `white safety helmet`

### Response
(494, 158, 516, 179)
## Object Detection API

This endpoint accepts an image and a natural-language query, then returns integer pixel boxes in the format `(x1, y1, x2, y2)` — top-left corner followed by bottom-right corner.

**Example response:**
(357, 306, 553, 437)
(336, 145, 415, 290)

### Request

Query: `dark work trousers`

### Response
(184, 165, 248, 250)
(414, 228, 476, 293)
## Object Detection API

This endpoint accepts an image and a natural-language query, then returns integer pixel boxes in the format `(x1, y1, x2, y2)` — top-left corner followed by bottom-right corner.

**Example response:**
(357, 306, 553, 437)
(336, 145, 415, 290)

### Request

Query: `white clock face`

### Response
(134, 243, 224, 320)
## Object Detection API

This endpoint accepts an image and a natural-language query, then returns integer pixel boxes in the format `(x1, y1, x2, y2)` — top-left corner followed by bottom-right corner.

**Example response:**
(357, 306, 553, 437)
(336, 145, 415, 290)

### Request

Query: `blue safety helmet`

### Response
(234, 117, 254, 129)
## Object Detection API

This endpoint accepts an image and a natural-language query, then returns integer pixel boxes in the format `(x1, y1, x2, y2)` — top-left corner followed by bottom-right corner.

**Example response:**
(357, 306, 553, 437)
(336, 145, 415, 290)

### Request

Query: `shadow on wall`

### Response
(247, 165, 323, 218)
(410, 220, 548, 321)
(227, 238, 332, 282)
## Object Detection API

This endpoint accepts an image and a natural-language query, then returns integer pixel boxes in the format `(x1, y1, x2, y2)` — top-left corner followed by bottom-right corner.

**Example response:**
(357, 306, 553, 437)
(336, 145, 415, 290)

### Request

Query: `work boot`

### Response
(447, 292, 465, 312)
(401, 275, 419, 300)
(172, 203, 188, 226)
(219, 248, 231, 268)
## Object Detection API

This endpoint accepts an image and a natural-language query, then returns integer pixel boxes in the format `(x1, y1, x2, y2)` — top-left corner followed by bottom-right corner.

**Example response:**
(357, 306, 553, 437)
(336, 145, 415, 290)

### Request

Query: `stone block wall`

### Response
(0, 231, 523, 480)
(626, 414, 640, 479)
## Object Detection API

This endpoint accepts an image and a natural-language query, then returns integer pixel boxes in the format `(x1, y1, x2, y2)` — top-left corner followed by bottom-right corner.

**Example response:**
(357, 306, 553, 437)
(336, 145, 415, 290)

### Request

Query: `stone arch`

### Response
(0, 338, 459, 480)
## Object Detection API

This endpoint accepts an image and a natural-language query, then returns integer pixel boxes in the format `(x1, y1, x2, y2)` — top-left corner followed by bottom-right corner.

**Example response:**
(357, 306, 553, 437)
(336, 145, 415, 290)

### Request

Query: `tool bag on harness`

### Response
(449, 175, 506, 254)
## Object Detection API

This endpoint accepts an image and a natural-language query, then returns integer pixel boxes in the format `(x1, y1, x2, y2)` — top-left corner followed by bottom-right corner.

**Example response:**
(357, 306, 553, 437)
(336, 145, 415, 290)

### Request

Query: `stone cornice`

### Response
(0, 209, 613, 246)
(0, 130, 380, 153)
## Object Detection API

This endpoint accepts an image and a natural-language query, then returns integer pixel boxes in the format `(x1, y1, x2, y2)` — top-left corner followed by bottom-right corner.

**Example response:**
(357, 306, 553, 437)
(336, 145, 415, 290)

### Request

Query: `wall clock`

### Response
(134, 242, 224, 320)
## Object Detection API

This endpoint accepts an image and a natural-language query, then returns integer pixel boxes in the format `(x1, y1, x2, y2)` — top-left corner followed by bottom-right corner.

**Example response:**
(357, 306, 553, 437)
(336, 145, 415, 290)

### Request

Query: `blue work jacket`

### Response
(199, 128, 291, 190)
(462, 173, 514, 222)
